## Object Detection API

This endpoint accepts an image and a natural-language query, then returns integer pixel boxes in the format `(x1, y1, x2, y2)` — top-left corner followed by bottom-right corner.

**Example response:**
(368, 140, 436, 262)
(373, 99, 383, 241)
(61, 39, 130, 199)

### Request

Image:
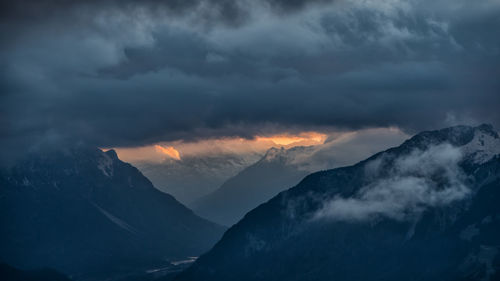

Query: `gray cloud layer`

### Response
(1, 0, 499, 161)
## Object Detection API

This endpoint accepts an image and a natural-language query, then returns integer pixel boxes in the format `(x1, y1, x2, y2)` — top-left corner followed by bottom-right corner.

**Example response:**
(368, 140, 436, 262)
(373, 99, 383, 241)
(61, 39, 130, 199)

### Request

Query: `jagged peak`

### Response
(475, 123, 498, 137)
(104, 149, 118, 159)
(401, 124, 497, 149)
(379, 124, 499, 167)
(262, 147, 285, 160)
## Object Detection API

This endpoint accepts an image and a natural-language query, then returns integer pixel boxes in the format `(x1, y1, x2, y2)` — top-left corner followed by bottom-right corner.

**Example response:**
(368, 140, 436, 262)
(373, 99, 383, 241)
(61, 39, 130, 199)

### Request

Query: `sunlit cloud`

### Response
(111, 128, 407, 164)
(113, 131, 328, 163)
(256, 132, 327, 146)
(155, 145, 181, 160)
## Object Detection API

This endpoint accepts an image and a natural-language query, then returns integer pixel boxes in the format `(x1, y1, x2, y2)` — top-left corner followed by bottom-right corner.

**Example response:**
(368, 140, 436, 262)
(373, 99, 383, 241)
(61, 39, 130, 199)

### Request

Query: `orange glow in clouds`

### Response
(155, 145, 181, 160)
(112, 131, 329, 163)
(256, 132, 327, 146)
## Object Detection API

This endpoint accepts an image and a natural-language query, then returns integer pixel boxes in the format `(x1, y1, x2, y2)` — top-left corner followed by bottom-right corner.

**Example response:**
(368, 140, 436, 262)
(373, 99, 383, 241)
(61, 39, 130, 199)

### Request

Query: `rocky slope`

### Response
(179, 124, 500, 281)
(0, 146, 225, 280)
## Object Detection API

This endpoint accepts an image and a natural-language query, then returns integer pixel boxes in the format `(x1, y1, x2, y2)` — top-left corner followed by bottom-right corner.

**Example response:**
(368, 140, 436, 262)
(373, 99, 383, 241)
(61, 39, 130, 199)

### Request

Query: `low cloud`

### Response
(314, 144, 470, 222)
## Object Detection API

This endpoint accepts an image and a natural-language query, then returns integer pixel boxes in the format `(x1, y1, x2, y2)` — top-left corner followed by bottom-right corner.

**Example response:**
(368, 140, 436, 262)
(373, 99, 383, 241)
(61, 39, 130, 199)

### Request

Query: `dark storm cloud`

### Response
(0, 0, 330, 27)
(1, 0, 500, 163)
(0, 0, 237, 20)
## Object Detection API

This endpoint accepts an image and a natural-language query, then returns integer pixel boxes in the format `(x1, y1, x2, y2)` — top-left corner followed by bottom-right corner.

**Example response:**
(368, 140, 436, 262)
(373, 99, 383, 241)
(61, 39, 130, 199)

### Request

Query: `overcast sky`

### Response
(1, 0, 499, 162)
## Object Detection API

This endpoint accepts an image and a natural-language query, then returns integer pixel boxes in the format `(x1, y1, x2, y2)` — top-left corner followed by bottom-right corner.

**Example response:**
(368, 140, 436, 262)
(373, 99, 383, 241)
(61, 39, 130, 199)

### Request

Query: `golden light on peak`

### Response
(155, 145, 181, 160)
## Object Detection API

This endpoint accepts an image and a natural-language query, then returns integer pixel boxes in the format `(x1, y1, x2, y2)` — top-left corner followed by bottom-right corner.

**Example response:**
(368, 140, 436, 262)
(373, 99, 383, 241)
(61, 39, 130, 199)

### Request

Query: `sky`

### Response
(114, 131, 330, 162)
(1, 0, 499, 164)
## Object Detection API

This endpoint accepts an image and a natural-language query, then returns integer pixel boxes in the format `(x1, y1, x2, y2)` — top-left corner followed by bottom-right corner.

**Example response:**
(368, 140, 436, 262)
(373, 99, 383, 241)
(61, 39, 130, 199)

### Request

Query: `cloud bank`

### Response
(1, 0, 499, 162)
(314, 144, 470, 221)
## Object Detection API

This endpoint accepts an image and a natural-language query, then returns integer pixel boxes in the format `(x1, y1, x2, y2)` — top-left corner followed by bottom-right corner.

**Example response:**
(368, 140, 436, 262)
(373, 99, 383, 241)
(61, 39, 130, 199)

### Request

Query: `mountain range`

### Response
(194, 129, 408, 226)
(192, 147, 312, 226)
(178, 124, 500, 281)
(135, 152, 260, 205)
(0, 146, 225, 280)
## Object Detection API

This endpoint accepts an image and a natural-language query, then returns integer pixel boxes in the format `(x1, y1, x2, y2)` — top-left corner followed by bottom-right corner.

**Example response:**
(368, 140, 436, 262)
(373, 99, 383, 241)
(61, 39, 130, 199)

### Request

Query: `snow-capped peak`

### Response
(461, 125, 500, 164)
(262, 147, 286, 161)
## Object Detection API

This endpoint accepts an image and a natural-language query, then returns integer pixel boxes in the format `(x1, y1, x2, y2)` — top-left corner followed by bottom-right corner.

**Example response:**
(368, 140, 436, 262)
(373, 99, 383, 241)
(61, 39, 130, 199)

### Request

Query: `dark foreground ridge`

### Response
(178, 124, 500, 281)
(0, 145, 226, 280)
(0, 262, 71, 281)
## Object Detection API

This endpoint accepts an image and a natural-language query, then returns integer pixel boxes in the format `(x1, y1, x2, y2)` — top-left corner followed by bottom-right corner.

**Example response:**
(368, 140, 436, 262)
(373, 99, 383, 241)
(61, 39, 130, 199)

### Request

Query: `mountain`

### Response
(0, 262, 71, 281)
(192, 147, 313, 226)
(178, 124, 500, 281)
(135, 153, 261, 205)
(193, 130, 407, 226)
(0, 145, 225, 280)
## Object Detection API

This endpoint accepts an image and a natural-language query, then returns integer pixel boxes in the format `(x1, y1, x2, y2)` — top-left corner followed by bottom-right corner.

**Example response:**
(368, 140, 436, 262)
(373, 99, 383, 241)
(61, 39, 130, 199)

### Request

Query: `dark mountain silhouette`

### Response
(179, 124, 500, 281)
(0, 262, 71, 281)
(0, 146, 225, 280)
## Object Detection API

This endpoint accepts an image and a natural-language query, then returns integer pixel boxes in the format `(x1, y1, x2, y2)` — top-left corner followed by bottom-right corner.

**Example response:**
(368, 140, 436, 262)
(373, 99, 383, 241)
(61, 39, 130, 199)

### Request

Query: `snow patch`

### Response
(461, 130, 500, 164)
(93, 203, 139, 236)
(97, 153, 114, 178)
(170, 257, 198, 266)
(262, 147, 284, 162)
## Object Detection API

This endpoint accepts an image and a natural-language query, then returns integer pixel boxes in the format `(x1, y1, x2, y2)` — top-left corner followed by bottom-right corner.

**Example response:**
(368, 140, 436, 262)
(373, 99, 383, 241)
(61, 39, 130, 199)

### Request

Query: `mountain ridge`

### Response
(193, 129, 408, 226)
(136, 152, 261, 205)
(192, 146, 311, 226)
(0, 145, 226, 279)
(178, 124, 500, 281)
